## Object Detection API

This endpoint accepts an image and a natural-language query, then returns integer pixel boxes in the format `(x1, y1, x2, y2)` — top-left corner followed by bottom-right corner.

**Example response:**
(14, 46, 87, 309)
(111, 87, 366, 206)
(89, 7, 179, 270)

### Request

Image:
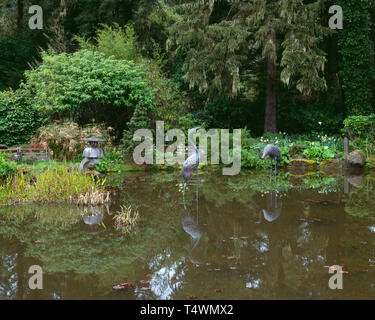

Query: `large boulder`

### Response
(346, 150, 365, 168)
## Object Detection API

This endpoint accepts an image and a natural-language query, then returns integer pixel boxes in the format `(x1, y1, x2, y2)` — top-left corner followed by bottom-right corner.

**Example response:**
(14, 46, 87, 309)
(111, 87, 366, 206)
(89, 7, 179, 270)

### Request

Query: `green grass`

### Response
(0, 163, 109, 206)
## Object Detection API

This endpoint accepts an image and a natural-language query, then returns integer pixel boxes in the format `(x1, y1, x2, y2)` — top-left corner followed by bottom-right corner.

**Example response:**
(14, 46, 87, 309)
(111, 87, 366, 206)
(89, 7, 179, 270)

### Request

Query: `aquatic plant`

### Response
(113, 205, 139, 230)
(0, 164, 109, 206)
(76, 188, 110, 206)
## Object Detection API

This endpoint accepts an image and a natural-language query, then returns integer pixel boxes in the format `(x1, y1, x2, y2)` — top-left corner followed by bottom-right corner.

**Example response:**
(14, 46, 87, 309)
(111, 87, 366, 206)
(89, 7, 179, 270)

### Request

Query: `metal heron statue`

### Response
(181, 127, 201, 192)
(255, 144, 282, 176)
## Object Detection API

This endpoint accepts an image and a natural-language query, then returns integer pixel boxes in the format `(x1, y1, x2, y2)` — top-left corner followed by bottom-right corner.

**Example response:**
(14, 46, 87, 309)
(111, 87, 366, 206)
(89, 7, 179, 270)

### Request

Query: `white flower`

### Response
(318, 121, 322, 125)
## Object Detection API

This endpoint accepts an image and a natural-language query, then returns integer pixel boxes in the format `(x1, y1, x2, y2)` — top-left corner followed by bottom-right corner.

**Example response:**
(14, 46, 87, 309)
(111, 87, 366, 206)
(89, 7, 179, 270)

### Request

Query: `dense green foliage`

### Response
(337, 0, 375, 115)
(121, 103, 151, 156)
(75, 23, 196, 134)
(75, 23, 140, 61)
(343, 114, 375, 141)
(240, 130, 342, 169)
(0, 153, 17, 181)
(343, 114, 375, 165)
(0, 0, 374, 159)
(21, 50, 156, 140)
(0, 89, 43, 146)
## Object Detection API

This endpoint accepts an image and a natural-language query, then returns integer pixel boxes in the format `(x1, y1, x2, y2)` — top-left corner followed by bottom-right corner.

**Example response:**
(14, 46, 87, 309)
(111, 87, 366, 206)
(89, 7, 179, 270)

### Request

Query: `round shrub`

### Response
(22, 49, 156, 141)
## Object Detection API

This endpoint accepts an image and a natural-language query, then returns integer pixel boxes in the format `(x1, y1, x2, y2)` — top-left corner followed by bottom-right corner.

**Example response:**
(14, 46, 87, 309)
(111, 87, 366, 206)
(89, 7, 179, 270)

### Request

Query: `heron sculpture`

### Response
(181, 127, 201, 191)
(255, 144, 282, 175)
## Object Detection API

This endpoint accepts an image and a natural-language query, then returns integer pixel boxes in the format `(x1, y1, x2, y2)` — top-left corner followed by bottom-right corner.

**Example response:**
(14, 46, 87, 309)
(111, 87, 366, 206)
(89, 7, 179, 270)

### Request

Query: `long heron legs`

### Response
(270, 158, 273, 177)
(269, 158, 278, 182)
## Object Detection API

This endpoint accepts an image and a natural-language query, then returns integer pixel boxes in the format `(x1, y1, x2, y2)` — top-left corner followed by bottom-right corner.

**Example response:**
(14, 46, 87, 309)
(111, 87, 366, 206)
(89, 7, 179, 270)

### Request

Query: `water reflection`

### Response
(1, 170, 375, 299)
(258, 190, 282, 223)
(81, 204, 109, 235)
(182, 182, 202, 265)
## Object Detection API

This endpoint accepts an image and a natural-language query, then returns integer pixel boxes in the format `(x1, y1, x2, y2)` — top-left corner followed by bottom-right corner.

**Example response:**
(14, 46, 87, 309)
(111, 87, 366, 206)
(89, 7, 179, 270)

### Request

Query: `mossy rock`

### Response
(356, 150, 365, 160)
(346, 150, 365, 168)
(288, 159, 317, 167)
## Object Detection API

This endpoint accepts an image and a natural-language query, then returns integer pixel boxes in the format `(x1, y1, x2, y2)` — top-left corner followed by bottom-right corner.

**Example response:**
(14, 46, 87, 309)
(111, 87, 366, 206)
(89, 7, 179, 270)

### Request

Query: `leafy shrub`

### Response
(75, 24, 196, 135)
(240, 130, 342, 168)
(0, 153, 17, 181)
(22, 50, 156, 140)
(74, 23, 140, 62)
(342, 114, 375, 162)
(0, 89, 43, 147)
(94, 150, 124, 173)
(343, 114, 375, 142)
(241, 148, 269, 169)
(38, 120, 114, 161)
(302, 142, 337, 162)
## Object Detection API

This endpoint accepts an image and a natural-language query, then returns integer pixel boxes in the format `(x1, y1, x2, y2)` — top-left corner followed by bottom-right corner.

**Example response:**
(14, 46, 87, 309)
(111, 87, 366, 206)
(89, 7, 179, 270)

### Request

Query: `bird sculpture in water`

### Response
(182, 203, 202, 264)
(181, 127, 201, 191)
(255, 144, 282, 175)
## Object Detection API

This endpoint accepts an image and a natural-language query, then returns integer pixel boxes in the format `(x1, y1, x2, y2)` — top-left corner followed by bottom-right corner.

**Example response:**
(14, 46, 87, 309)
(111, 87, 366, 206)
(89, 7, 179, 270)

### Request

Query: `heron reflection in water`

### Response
(181, 173, 202, 265)
(257, 175, 282, 223)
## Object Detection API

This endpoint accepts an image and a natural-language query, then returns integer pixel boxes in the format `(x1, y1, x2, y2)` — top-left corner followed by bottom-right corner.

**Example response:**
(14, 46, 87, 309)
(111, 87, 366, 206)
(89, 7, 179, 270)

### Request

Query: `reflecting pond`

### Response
(1, 169, 375, 299)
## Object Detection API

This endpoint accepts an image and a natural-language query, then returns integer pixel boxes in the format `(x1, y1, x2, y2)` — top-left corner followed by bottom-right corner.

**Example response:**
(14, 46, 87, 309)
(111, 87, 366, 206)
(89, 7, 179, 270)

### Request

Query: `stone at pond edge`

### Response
(346, 150, 365, 168)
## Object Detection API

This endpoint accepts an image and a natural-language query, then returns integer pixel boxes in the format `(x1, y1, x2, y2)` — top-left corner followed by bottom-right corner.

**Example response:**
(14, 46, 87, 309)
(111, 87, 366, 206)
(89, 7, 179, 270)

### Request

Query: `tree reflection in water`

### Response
(0, 170, 375, 299)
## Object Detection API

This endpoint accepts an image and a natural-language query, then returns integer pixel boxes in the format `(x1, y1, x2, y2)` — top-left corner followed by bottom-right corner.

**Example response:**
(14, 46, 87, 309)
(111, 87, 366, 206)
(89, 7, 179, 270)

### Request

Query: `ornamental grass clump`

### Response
(113, 205, 139, 230)
(0, 164, 109, 206)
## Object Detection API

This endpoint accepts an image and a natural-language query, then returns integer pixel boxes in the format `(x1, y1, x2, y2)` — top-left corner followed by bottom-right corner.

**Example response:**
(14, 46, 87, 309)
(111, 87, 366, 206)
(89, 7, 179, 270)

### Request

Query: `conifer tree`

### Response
(121, 103, 151, 156)
(169, 0, 331, 133)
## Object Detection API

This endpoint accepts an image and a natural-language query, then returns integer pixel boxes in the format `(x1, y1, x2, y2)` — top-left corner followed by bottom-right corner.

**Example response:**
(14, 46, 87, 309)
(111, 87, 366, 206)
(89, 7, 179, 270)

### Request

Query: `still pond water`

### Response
(1, 169, 375, 299)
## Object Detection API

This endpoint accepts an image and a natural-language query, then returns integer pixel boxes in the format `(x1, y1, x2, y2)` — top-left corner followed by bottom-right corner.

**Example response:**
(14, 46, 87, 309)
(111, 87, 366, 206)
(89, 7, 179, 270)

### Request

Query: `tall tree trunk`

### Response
(264, 28, 277, 134)
(16, 0, 24, 28)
